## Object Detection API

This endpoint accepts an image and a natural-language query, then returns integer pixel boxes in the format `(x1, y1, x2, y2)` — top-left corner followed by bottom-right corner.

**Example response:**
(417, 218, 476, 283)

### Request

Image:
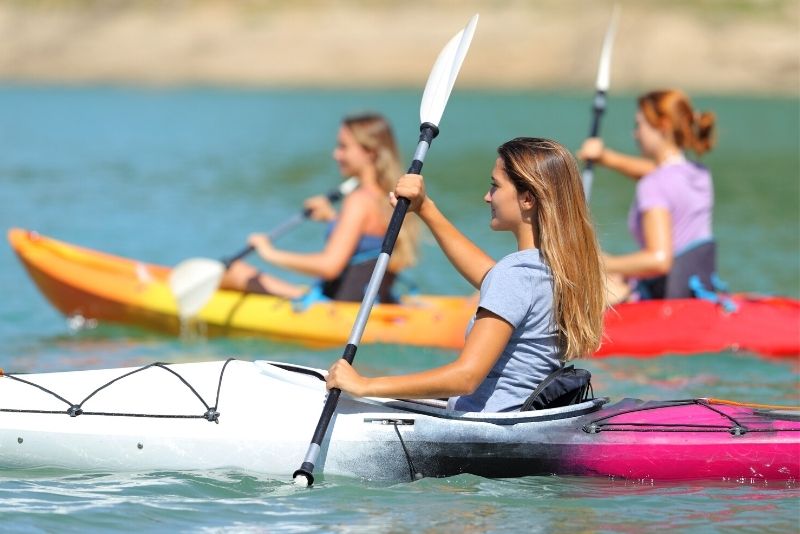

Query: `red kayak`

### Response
(599, 295, 800, 358)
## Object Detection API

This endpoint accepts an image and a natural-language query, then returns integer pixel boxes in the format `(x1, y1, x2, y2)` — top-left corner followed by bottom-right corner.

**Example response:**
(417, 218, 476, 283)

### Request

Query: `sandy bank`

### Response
(0, 0, 797, 95)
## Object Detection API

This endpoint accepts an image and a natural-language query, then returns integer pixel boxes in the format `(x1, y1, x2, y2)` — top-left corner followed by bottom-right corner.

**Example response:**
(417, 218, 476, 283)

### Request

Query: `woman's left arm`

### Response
(604, 207, 673, 277)
(327, 308, 513, 399)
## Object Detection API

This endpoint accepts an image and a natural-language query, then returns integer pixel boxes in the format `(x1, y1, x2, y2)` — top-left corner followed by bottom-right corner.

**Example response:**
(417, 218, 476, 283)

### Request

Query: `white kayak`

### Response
(1, 359, 798, 483)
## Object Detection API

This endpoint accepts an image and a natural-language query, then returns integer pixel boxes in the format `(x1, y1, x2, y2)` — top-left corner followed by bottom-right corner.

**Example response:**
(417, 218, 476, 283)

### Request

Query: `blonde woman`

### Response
(222, 113, 419, 303)
(327, 138, 605, 412)
(578, 89, 716, 304)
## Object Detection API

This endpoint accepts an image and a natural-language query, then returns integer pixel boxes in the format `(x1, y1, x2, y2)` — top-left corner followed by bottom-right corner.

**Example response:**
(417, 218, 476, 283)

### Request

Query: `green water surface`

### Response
(0, 87, 798, 532)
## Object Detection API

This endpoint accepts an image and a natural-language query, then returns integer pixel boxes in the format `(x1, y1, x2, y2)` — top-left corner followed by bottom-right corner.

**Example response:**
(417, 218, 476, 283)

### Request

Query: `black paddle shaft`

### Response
(584, 90, 607, 174)
(381, 123, 439, 255)
(292, 123, 439, 486)
(221, 183, 353, 268)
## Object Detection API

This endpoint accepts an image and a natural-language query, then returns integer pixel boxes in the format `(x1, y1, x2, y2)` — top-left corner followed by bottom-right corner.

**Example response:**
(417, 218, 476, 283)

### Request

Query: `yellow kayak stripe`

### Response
(705, 397, 800, 410)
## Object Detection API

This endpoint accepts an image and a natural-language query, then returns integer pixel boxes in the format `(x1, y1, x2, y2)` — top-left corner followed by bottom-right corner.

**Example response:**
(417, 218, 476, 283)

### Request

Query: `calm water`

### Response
(1, 86, 798, 532)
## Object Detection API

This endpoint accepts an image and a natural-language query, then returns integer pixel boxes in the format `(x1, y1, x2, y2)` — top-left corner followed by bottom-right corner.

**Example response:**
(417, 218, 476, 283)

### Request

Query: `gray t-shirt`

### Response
(449, 249, 562, 412)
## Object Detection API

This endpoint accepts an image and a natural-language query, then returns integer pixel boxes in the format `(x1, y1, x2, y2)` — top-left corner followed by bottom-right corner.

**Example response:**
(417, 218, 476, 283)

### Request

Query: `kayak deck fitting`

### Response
(1, 359, 798, 483)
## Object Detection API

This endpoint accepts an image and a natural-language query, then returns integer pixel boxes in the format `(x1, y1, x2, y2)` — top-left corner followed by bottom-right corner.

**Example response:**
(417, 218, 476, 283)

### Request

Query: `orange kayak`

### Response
(8, 228, 475, 349)
(9, 228, 799, 358)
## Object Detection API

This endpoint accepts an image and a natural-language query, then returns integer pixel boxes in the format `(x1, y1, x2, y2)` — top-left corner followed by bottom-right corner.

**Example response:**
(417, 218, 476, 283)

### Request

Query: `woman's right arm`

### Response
(578, 138, 657, 180)
(327, 308, 513, 399)
(303, 195, 337, 222)
(393, 174, 494, 289)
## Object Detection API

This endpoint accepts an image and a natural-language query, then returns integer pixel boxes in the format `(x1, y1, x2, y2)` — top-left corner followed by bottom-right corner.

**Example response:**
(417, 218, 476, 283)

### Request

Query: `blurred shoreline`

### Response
(1, 0, 798, 95)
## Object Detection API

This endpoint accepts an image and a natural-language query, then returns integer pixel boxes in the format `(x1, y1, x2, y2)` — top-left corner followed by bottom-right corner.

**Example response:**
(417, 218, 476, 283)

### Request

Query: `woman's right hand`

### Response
(248, 233, 276, 262)
(390, 173, 429, 214)
(578, 137, 605, 162)
(303, 195, 337, 222)
(327, 359, 369, 397)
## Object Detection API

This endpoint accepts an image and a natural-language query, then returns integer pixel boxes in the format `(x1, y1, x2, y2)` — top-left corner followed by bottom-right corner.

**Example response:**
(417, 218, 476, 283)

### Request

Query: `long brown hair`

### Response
(497, 138, 605, 360)
(638, 89, 716, 155)
(342, 113, 419, 271)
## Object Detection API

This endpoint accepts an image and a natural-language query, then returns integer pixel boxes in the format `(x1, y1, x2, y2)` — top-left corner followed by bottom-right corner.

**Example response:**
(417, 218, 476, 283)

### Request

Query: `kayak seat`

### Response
(637, 238, 716, 300)
(520, 365, 593, 411)
(320, 256, 398, 303)
(318, 224, 398, 304)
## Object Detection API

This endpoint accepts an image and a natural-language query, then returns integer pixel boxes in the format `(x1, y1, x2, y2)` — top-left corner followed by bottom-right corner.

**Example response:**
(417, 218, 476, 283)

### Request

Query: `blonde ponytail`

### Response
(343, 113, 420, 271)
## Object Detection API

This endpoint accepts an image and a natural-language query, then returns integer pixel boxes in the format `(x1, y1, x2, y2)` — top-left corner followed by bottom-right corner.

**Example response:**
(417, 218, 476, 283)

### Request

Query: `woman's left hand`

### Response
(248, 233, 275, 262)
(327, 359, 369, 397)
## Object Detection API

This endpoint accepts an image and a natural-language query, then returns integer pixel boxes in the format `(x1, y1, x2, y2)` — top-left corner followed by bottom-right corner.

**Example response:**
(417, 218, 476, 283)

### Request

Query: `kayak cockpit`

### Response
(256, 360, 608, 424)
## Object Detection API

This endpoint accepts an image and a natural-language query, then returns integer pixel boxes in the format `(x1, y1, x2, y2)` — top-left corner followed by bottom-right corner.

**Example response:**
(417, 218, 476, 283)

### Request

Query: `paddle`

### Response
(581, 4, 620, 200)
(168, 177, 359, 320)
(292, 14, 479, 487)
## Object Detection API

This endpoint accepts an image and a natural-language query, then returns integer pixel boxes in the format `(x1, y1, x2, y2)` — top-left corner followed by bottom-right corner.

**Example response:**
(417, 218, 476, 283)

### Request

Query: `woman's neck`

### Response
(357, 168, 382, 194)
(514, 223, 538, 251)
(654, 145, 685, 166)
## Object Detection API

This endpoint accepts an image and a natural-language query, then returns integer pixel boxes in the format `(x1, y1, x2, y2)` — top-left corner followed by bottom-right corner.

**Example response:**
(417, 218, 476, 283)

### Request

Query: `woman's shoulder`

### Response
(342, 187, 372, 203)
(644, 160, 709, 181)
(497, 248, 543, 264)
(347, 186, 388, 208)
(639, 160, 711, 192)
(686, 160, 712, 178)
(339, 188, 379, 214)
(492, 249, 549, 278)
(481, 250, 552, 313)
(638, 163, 682, 193)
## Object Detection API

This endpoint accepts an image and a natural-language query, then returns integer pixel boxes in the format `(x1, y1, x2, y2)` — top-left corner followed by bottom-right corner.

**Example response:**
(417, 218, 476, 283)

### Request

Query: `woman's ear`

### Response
(520, 190, 535, 209)
(658, 118, 673, 136)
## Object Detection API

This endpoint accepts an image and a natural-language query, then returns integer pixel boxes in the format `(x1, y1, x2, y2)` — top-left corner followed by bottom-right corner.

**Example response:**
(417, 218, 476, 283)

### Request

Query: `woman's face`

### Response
(484, 157, 528, 232)
(332, 125, 373, 178)
(633, 110, 665, 158)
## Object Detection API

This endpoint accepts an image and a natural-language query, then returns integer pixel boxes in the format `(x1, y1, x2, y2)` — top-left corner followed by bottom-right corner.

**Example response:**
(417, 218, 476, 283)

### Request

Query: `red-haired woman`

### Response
(578, 89, 716, 304)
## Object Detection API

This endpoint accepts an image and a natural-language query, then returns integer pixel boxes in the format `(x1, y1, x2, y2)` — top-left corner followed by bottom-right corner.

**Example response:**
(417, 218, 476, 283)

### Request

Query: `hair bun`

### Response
(694, 111, 716, 155)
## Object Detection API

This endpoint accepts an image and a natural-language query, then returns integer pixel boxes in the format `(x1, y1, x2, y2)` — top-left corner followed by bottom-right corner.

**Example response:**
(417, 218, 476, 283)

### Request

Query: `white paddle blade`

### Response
(595, 4, 621, 92)
(419, 13, 479, 127)
(168, 258, 225, 319)
(339, 177, 359, 196)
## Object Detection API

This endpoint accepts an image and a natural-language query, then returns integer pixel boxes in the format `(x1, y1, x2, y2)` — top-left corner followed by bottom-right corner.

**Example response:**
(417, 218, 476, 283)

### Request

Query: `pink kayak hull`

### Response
(567, 400, 800, 482)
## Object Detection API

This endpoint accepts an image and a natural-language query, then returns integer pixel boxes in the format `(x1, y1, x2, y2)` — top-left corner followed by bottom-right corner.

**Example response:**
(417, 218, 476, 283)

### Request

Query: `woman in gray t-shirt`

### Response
(327, 138, 605, 412)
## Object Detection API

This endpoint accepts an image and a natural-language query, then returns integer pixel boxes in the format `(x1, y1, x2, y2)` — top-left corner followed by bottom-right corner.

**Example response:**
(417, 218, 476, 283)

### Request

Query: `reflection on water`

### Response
(66, 314, 99, 332)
